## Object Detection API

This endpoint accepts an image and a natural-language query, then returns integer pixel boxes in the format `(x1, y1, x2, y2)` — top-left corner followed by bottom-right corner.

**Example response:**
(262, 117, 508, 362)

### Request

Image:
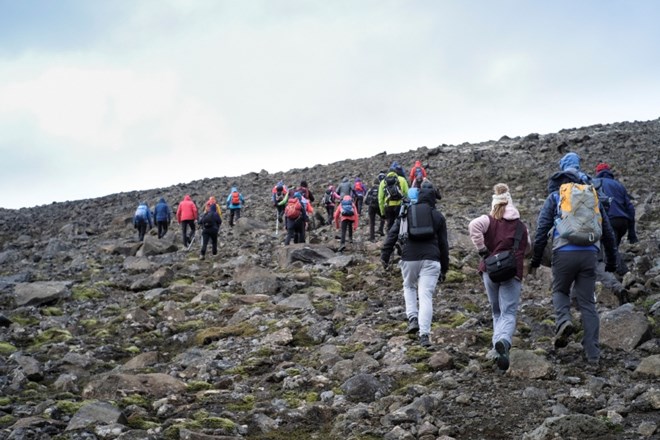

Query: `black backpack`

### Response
(364, 186, 379, 207)
(384, 176, 403, 202)
(407, 203, 435, 240)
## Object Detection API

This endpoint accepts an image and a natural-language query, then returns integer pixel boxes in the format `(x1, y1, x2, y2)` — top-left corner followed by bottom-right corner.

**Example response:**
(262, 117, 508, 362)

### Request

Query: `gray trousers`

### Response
(399, 260, 441, 335)
(482, 274, 521, 348)
(552, 250, 599, 360)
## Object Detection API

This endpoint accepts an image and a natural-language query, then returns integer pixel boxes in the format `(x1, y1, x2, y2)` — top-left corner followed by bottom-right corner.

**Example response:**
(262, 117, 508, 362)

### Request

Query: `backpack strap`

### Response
(512, 221, 524, 251)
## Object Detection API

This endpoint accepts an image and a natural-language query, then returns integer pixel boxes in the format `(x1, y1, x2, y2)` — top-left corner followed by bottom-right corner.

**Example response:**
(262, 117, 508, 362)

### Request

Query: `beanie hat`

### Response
(595, 162, 610, 174)
(491, 183, 513, 210)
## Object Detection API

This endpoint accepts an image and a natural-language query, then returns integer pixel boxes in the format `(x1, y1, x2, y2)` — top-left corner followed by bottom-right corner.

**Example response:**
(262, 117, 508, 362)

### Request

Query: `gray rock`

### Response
(82, 373, 186, 399)
(122, 256, 154, 272)
(634, 354, 660, 377)
(140, 232, 178, 256)
(9, 353, 43, 381)
(341, 373, 390, 403)
(600, 304, 652, 351)
(522, 414, 610, 440)
(508, 350, 553, 379)
(129, 267, 173, 291)
(13, 281, 73, 307)
(66, 401, 127, 431)
(277, 293, 314, 310)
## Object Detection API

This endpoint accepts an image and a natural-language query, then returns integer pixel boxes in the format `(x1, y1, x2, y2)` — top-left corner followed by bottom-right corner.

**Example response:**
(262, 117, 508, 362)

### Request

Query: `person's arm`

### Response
(436, 214, 449, 276)
(378, 182, 385, 216)
(531, 195, 557, 267)
(601, 212, 618, 271)
(468, 215, 490, 252)
(352, 203, 359, 230)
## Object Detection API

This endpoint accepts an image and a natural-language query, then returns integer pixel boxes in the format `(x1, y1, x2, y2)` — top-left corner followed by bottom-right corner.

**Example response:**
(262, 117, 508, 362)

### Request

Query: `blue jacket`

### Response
(226, 187, 245, 209)
(594, 170, 636, 221)
(153, 198, 171, 222)
(134, 203, 152, 228)
(532, 170, 617, 267)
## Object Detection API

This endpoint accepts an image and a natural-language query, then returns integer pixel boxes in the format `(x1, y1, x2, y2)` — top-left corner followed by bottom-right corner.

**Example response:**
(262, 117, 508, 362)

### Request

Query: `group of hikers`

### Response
(132, 186, 245, 259)
(133, 152, 638, 372)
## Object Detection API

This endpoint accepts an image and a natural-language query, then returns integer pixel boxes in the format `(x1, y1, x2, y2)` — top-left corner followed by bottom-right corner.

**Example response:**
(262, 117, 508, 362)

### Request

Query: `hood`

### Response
(547, 169, 582, 193)
(502, 204, 521, 220)
(596, 169, 615, 179)
(184, 195, 192, 201)
(208, 196, 217, 204)
(342, 177, 349, 183)
(418, 188, 436, 207)
(386, 171, 398, 178)
(230, 187, 237, 192)
(342, 195, 352, 202)
(158, 198, 165, 203)
(559, 152, 581, 171)
(414, 160, 422, 167)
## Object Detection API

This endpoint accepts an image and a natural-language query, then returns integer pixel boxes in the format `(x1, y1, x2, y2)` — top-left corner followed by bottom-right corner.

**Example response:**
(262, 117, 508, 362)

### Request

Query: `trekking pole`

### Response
(275, 213, 279, 236)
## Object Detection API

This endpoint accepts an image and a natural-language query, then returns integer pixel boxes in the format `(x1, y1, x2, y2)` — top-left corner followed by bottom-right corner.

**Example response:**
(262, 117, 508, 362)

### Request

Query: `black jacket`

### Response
(381, 189, 449, 274)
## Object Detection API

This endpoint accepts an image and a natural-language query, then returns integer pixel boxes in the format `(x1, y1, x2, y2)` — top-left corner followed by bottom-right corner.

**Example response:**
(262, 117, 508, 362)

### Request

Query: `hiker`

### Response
(272, 182, 288, 223)
(530, 168, 618, 366)
(390, 161, 406, 179)
(551, 152, 591, 190)
(380, 183, 449, 347)
(336, 177, 353, 198)
(226, 186, 245, 227)
(408, 160, 427, 185)
(198, 204, 222, 260)
(322, 185, 340, 225)
(133, 201, 152, 241)
(334, 195, 359, 252)
(176, 194, 198, 247)
(297, 180, 315, 203)
(284, 191, 307, 245)
(594, 162, 637, 269)
(378, 169, 409, 234)
(153, 197, 171, 239)
(365, 177, 385, 241)
(468, 183, 530, 371)
(203, 196, 223, 216)
(353, 177, 367, 215)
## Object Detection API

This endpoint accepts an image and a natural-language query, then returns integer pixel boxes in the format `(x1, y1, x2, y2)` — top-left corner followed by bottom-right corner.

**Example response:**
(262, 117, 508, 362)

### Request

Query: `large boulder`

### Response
(13, 281, 73, 307)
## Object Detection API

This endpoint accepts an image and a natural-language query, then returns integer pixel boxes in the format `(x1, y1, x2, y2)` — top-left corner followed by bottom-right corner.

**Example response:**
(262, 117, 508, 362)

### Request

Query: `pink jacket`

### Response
(176, 195, 198, 222)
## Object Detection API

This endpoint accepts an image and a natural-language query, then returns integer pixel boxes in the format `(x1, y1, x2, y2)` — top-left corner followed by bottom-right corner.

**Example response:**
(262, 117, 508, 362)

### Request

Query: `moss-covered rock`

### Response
(0, 342, 17, 355)
(194, 322, 257, 345)
(444, 270, 466, 283)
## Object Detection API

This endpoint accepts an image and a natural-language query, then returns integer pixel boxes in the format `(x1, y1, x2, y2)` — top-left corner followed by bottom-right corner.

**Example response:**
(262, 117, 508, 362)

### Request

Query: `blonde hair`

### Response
(490, 183, 510, 220)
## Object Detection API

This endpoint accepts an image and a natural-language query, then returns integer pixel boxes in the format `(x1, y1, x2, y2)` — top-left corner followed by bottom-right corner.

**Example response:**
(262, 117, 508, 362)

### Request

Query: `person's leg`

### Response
(572, 251, 600, 361)
(348, 221, 353, 243)
(552, 251, 581, 330)
(482, 274, 502, 347)
(340, 220, 348, 245)
(417, 260, 441, 335)
(181, 222, 188, 246)
(326, 206, 333, 225)
(229, 209, 235, 227)
(298, 219, 306, 243)
(162, 220, 168, 237)
(211, 231, 218, 255)
(200, 231, 209, 257)
(138, 222, 146, 241)
(494, 277, 522, 347)
(368, 207, 376, 241)
(399, 260, 421, 325)
(285, 222, 294, 245)
(235, 208, 241, 223)
(378, 215, 385, 236)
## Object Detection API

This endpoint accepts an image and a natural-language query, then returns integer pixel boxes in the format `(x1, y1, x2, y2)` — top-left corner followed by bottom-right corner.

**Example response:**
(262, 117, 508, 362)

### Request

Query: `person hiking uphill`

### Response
(334, 195, 359, 252)
(226, 186, 245, 227)
(380, 183, 449, 348)
(353, 177, 367, 216)
(133, 201, 152, 241)
(322, 185, 341, 225)
(365, 177, 385, 241)
(530, 168, 618, 366)
(468, 183, 530, 371)
(409, 160, 427, 185)
(378, 169, 409, 235)
(284, 191, 307, 245)
(176, 195, 198, 247)
(272, 182, 288, 223)
(153, 198, 171, 239)
(199, 204, 222, 260)
(336, 177, 353, 199)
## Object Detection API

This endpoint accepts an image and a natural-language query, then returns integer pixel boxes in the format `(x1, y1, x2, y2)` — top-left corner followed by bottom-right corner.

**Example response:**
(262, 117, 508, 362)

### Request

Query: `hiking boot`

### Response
(495, 340, 510, 371)
(338, 244, 345, 252)
(407, 317, 419, 334)
(199, 254, 205, 260)
(554, 321, 575, 349)
(419, 334, 431, 348)
(616, 289, 629, 306)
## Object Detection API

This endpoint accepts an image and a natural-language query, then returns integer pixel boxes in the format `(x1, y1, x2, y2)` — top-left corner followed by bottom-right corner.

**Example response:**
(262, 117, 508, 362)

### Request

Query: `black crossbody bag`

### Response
(484, 222, 524, 283)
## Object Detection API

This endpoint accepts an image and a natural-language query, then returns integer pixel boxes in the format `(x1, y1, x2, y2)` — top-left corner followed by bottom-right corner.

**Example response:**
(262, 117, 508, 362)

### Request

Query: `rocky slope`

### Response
(0, 118, 659, 440)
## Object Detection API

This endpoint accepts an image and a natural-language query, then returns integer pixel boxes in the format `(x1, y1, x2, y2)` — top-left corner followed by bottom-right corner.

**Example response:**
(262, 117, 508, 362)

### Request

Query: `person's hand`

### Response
(605, 261, 617, 273)
(438, 272, 446, 284)
(478, 247, 489, 259)
(528, 266, 537, 277)
(381, 257, 391, 270)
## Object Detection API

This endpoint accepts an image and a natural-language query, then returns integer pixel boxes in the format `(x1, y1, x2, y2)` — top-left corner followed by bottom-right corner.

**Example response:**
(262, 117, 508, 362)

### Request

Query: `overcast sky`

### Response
(1, 0, 659, 209)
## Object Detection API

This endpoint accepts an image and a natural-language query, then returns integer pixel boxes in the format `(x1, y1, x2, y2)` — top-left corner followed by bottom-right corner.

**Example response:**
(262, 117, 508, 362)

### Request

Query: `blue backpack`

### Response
(340, 199, 354, 216)
(134, 205, 148, 224)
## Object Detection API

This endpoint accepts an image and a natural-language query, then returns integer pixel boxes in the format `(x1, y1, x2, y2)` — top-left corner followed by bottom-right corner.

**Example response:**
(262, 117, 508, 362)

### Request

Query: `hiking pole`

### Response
(275, 213, 279, 236)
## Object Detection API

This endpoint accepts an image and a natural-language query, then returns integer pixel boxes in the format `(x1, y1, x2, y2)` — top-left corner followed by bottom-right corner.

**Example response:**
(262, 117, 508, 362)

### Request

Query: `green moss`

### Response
(202, 417, 236, 430)
(56, 400, 85, 415)
(0, 414, 15, 427)
(194, 322, 257, 345)
(34, 328, 72, 346)
(254, 347, 273, 357)
(71, 285, 104, 300)
(0, 342, 17, 355)
(440, 312, 468, 329)
(171, 278, 193, 286)
(541, 319, 555, 326)
(292, 328, 317, 347)
(0, 397, 11, 406)
(124, 345, 140, 354)
(444, 270, 466, 283)
(304, 392, 318, 403)
(42, 307, 63, 316)
(282, 391, 302, 407)
(8, 314, 39, 326)
(517, 324, 532, 335)
(312, 299, 335, 315)
(80, 318, 98, 329)
(406, 346, 431, 361)
(186, 381, 213, 392)
(175, 320, 205, 332)
(286, 368, 301, 376)
(413, 362, 432, 372)
(127, 416, 159, 430)
(463, 302, 480, 313)
(338, 343, 365, 356)
(312, 276, 343, 294)
(226, 395, 255, 411)
(120, 394, 150, 408)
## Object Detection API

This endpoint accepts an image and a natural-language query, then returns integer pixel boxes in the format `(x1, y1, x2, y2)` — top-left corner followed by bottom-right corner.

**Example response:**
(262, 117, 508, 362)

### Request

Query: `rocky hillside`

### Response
(0, 118, 659, 440)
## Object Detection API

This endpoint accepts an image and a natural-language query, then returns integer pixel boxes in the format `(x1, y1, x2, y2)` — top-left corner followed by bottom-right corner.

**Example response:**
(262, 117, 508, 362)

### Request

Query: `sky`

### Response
(1, 0, 659, 209)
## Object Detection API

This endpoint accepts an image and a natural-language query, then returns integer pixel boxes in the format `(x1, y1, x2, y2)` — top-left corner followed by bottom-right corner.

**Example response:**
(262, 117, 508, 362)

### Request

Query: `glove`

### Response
(438, 272, 446, 284)
(380, 257, 390, 270)
(605, 261, 617, 273)
(478, 247, 489, 259)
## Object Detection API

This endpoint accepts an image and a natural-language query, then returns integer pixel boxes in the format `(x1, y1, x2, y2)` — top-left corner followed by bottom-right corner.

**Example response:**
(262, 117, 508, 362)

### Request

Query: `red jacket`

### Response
(409, 160, 427, 183)
(176, 195, 198, 222)
(333, 196, 359, 230)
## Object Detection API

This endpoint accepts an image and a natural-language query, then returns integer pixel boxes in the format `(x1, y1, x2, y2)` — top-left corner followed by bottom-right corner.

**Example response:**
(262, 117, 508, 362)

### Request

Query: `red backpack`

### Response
(284, 198, 303, 220)
(231, 191, 240, 205)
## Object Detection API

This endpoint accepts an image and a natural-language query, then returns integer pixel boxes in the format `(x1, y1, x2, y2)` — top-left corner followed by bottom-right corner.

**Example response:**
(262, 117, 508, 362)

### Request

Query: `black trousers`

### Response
(340, 220, 354, 245)
(368, 205, 384, 240)
(201, 230, 218, 256)
(181, 220, 196, 246)
(157, 220, 168, 238)
(229, 208, 241, 227)
(136, 221, 148, 241)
